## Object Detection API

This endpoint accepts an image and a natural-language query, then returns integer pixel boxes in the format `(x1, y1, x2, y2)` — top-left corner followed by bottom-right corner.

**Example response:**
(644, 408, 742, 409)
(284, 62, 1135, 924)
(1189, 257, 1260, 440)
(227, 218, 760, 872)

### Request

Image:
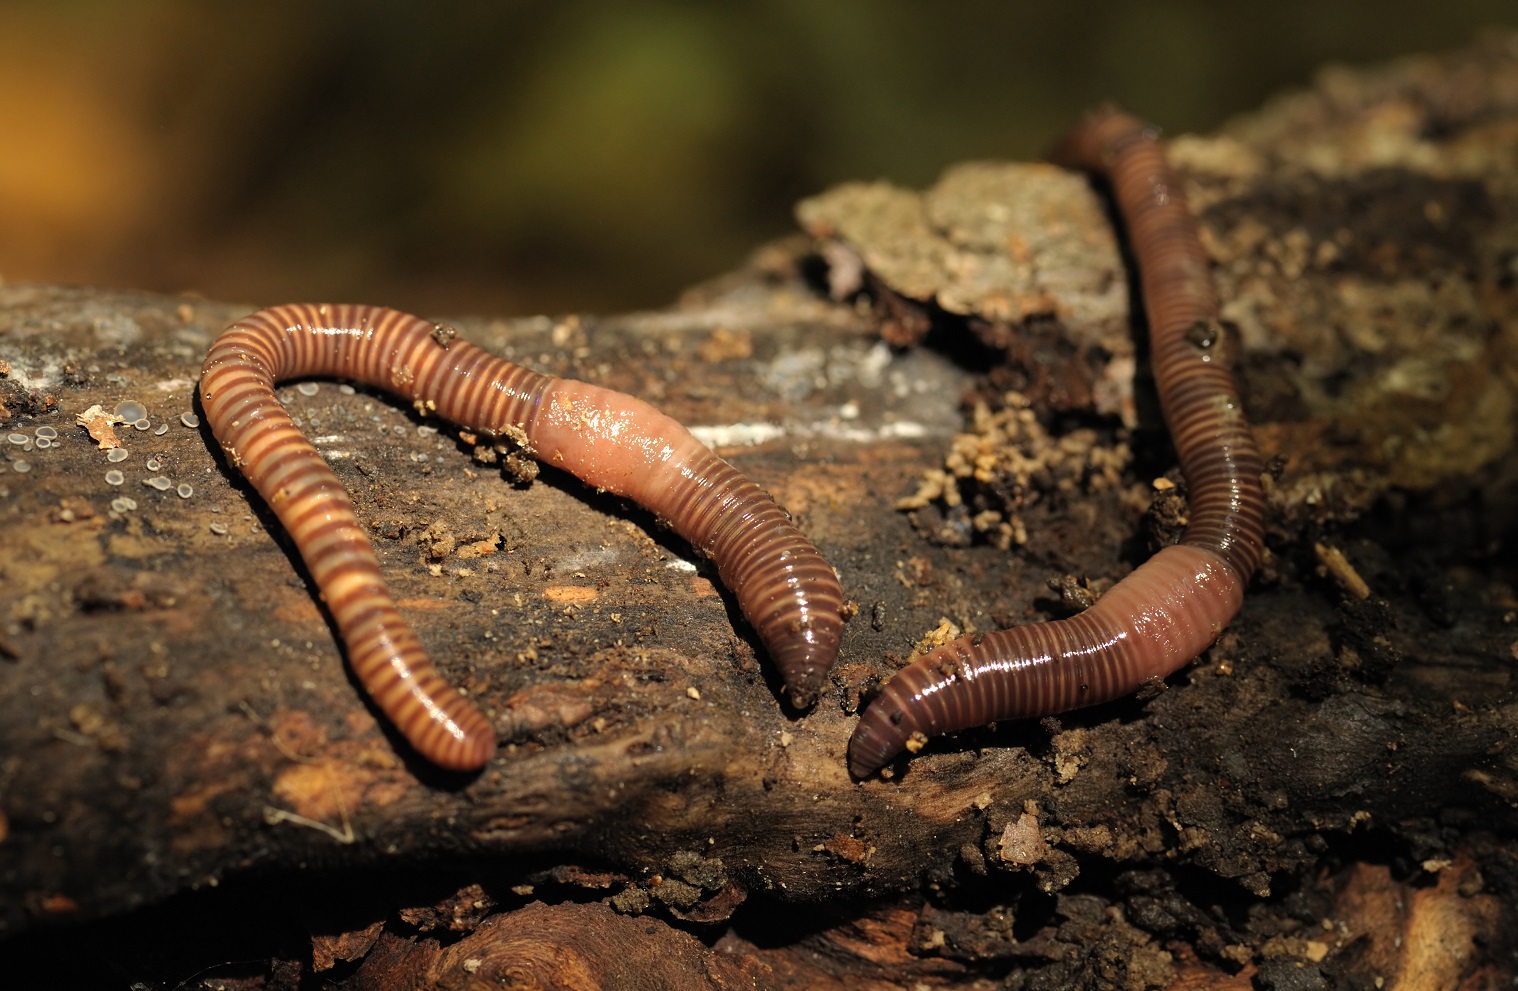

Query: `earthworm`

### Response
(848, 109, 1266, 778)
(200, 303, 845, 771)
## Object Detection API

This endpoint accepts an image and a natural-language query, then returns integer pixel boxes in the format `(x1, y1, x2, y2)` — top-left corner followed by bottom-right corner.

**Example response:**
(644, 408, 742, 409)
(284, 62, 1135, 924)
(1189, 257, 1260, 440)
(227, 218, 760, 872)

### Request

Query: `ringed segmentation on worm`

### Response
(848, 108, 1267, 778)
(200, 304, 846, 771)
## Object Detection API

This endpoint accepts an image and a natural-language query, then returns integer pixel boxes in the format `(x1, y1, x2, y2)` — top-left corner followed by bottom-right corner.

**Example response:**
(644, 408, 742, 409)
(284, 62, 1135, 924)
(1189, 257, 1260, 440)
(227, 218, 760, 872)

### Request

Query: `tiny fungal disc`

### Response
(105, 470, 125, 486)
(116, 401, 147, 422)
(107, 448, 130, 463)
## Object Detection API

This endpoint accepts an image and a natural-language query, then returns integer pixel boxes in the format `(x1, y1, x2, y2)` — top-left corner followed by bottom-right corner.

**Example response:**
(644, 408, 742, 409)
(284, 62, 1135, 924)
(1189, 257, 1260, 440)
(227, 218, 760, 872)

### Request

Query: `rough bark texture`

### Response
(3, 33, 1518, 991)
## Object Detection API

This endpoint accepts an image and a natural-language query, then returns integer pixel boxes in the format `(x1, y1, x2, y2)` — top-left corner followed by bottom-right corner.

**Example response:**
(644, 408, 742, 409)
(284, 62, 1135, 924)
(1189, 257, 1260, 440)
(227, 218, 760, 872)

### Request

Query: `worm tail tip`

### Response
(427, 731, 497, 773)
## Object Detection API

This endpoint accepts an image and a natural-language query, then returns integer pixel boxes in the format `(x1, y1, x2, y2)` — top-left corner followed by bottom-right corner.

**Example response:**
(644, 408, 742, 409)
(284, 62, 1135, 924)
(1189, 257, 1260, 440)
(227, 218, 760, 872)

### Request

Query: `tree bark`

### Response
(3, 32, 1517, 991)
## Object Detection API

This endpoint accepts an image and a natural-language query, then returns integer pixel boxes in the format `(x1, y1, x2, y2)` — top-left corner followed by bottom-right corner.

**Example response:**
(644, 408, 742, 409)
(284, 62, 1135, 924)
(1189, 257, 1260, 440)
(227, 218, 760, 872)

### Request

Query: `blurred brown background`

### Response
(1, 1, 1513, 318)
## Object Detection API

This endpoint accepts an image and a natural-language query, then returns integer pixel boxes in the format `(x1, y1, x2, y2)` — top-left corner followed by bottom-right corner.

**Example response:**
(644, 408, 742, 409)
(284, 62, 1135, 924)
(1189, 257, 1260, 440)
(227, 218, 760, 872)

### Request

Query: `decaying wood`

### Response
(3, 32, 1518, 991)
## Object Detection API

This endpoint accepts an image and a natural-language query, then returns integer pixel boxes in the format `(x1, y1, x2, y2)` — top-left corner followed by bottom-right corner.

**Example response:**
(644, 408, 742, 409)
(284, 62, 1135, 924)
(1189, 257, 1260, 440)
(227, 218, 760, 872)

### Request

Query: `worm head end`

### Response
(781, 652, 829, 709)
(846, 717, 900, 780)
(770, 619, 842, 712)
(787, 684, 818, 710)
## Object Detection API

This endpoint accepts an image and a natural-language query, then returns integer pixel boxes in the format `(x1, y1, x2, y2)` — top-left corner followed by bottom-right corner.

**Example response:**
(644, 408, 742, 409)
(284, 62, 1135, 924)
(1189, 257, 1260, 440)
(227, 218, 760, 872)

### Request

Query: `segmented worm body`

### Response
(848, 110, 1266, 778)
(201, 304, 844, 771)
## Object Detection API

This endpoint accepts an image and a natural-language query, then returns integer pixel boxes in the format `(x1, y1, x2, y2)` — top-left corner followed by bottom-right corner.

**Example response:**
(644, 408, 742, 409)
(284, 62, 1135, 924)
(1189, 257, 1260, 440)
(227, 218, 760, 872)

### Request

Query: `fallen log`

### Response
(2, 31, 1516, 991)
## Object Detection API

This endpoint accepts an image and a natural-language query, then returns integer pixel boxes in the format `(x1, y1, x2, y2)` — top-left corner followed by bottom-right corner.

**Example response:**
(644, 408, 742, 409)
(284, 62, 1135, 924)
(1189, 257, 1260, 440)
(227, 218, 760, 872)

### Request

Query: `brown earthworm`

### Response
(200, 303, 845, 771)
(848, 109, 1266, 778)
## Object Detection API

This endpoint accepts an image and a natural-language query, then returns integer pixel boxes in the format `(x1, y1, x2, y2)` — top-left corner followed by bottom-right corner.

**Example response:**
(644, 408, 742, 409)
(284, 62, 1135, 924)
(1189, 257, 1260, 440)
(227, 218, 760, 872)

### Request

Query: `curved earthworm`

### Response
(848, 109, 1266, 778)
(201, 303, 845, 771)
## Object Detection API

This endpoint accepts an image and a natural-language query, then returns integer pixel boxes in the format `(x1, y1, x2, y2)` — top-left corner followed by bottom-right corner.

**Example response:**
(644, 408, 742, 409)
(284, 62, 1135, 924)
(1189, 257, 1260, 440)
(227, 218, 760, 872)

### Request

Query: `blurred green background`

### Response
(0, 1, 1512, 316)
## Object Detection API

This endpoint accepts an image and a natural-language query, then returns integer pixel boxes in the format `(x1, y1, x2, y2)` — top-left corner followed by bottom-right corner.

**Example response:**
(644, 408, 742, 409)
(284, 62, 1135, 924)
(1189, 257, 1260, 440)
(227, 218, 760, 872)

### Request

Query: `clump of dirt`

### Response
(895, 391, 1136, 550)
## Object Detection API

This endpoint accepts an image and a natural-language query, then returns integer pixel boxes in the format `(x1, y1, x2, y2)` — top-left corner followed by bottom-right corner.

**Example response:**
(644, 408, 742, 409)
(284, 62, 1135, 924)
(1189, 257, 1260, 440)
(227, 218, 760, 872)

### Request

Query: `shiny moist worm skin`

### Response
(200, 303, 846, 771)
(847, 109, 1267, 778)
